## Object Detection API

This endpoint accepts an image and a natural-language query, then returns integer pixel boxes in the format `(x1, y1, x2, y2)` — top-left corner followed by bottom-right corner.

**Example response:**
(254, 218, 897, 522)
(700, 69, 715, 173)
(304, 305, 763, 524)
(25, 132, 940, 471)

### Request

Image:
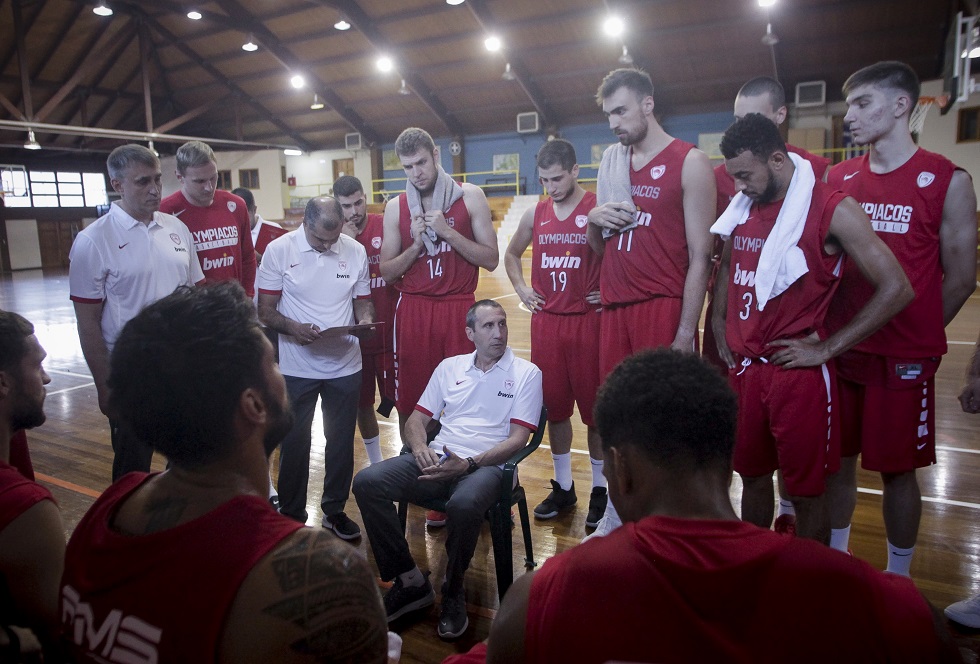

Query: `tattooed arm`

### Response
(219, 529, 388, 663)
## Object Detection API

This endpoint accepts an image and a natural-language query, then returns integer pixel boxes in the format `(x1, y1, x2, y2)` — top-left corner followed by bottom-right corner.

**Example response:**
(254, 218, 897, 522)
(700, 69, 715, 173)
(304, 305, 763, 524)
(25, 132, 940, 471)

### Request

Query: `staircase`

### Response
(496, 195, 540, 252)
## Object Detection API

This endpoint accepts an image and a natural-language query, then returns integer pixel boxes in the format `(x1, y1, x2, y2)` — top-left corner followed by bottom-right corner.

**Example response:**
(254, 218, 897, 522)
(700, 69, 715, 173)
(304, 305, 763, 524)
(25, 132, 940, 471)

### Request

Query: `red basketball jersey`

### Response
(725, 182, 846, 358)
(825, 149, 957, 357)
(395, 192, 479, 296)
(600, 139, 694, 305)
(355, 213, 396, 353)
(531, 191, 602, 314)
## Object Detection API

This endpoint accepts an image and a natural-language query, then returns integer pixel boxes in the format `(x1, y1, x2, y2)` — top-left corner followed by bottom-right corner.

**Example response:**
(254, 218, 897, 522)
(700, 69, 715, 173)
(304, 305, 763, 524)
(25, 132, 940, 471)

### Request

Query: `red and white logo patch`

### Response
(170, 234, 181, 245)
(503, 380, 515, 391)
(575, 214, 588, 228)
(338, 260, 348, 272)
(372, 236, 382, 249)
(650, 165, 666, 180)
(227, 201, 237, 213)
(917, 172, 935, 188)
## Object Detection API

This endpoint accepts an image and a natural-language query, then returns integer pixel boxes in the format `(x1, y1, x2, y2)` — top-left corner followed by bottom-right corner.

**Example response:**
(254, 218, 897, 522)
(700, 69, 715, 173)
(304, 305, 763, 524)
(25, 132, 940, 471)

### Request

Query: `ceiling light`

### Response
(484, 35, 502, 52)
(290, 74, 305, 89)
(242, 35, 258, 51)
(969, 26, 980, 59)
(93, 2, 112, 16)
(23, 129, 40, 150)
(376, 55, 394, 73)
(398, 79, 410, 95)
(310, 93, 324, 110)
(758, 0, 776, 6)
(283, 149, 303, 156)
(603, 15, 625, 38)
(446, 0, 465, 5)
(502, 62, 516, 81)
(334, 19, 351, 30)
(187, 10, 202, 20)
(619, 45, 634, 65)
(761, 22, 779, 46)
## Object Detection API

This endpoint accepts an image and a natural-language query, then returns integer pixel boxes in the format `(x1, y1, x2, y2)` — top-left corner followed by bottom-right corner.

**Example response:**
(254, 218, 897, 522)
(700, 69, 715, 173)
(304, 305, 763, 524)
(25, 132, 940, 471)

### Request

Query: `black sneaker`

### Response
(269, 495, 280, 511)
(533, 479, 577, 519)
(586, 486, 608, 529)
(384, 573, 435, 623)
(322, 512, 361, 541)
(437, 589, 469, 640)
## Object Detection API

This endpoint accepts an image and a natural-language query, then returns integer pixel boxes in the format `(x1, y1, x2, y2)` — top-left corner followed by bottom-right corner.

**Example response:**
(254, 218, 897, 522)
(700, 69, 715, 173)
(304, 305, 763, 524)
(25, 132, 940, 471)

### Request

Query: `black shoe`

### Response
(384, 573, 435, 622)
(269, 495, 280, 511)
(437, 589, 469, 640)
(586, 486, 608, 529)
(322, 512, 361, 540)
(533, 479, 577, 519)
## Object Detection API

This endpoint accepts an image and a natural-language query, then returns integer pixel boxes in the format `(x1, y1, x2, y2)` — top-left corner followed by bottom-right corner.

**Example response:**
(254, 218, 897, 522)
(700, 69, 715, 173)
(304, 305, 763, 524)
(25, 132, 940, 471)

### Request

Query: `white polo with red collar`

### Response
(68, 202, 204, 351)
(416, 347, 543, 460)
(257, 228, 370, 379)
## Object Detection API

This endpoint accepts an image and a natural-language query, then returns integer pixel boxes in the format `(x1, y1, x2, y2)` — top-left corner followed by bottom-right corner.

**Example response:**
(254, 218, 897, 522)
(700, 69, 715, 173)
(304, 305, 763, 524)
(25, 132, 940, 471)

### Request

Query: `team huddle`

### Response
(0, 58, 975, 662)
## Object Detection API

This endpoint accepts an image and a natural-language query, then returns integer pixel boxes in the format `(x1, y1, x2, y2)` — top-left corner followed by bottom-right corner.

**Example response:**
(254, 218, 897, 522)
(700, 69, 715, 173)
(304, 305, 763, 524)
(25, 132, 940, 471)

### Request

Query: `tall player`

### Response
(161, 141, 257, 296)
(707, 76, 834, 536)
(336, 175, 395, 466)
(504, 139, 606, 529)
(586, 68, 715, 535)
(824, 62, 977, 573)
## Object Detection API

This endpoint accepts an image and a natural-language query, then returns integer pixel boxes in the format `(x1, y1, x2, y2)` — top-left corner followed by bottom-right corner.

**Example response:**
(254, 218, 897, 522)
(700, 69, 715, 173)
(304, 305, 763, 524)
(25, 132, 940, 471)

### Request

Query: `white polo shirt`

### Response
(257, 228, 370, 379)
(417, 348, 543, 460)
(68, 202, 205, 351)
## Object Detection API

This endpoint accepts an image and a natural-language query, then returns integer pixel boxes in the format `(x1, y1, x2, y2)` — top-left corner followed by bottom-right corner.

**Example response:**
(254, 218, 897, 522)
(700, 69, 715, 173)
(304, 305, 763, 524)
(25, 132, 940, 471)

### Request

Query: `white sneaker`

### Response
(581, 499, 622, 543)
(945, 594, 980, 628)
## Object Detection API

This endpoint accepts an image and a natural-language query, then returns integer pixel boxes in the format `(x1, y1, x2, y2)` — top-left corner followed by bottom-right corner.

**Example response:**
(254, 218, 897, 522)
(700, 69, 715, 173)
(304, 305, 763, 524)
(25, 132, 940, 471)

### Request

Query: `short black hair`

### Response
(596, 68, 654, 106)
(304, 197, 343, 230)
(465, 299, 504, 330)
(737, 76, 786, 109)
(231, 187, 255, 209)
(108, 282, 268, 468)
(0, 311, 34, 374)
(536, 139, 577, 173)
(333, 175, 364, 198)
(843, 61, 920, 112)
(720, 113, 787, 161)
(594, 349, 737, 472)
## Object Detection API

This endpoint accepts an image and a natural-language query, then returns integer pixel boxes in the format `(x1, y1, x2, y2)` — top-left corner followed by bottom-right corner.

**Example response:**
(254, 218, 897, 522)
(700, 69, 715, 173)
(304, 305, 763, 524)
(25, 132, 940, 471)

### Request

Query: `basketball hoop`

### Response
(909, 95, 951, 137)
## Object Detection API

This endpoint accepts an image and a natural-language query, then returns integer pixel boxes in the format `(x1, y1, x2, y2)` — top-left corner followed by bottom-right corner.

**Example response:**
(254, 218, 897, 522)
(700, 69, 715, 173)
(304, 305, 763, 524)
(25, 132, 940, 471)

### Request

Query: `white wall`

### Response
(920, 78, 980, 209)
(7, 219, 42, 269)
(284, 149, 374, 203)
(160, 149, 287, 221)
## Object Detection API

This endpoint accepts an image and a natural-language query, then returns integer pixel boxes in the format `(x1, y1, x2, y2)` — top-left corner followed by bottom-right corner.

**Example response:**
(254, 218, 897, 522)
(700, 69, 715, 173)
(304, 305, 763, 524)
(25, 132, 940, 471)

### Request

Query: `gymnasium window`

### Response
(239, 168, 259, 189)
(2, 170, 107, 208)
(957, 107, 979, 143)
(217, 170, 233, 190)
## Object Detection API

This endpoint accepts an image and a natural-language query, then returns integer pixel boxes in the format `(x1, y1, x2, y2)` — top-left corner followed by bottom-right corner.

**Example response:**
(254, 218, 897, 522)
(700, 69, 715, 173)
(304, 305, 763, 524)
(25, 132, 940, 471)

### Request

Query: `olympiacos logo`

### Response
(338, 261, 348, 272)
(575, 215, 588, 228)
(650, 165, 666, 180)
(372, 236, 382, 249)
(227, 200, 237, 212)
(916, 172, 935, 188)
(170, 234, 181, 245)
(503, 380, 515, 391)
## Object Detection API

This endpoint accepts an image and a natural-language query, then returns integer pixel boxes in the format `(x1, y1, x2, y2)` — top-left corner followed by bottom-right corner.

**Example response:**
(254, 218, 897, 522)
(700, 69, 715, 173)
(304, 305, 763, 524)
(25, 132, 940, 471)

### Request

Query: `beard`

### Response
(9, 392, 45, 432)
(262, 391, 295, 457)
(753, 170, 781, 204)
(618, 122, 648, 147)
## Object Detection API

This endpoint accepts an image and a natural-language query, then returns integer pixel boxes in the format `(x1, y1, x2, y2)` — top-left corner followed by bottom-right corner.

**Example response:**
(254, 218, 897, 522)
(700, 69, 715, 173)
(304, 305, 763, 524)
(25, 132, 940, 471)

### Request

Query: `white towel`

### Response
(710, 152, 815, 311)
(405, 163, 464, 256)
(595, 143, 639, 239)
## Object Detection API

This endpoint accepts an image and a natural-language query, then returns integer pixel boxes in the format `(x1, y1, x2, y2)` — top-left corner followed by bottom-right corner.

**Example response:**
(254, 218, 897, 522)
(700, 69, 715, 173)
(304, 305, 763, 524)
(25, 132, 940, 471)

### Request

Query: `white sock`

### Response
(776, 498, 795, 518)
(268, 473, 277, 499)
(552, 453, 573, 490)
(830, 525, 851, 552)
(363, 436, 383, 464)
(398, 566, 425, 588)
(886, 541, 915, 577)
(590, 457, 606, 488)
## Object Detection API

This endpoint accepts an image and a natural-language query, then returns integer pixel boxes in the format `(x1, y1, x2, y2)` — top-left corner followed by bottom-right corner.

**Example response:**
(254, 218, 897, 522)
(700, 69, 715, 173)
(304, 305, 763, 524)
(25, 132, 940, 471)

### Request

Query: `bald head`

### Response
(303, 197, 344, 252)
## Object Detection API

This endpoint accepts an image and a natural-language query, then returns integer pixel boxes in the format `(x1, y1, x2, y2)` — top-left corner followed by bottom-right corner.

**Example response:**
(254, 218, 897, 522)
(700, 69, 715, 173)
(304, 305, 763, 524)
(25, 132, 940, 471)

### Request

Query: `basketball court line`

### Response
(47, 382, 95, 397)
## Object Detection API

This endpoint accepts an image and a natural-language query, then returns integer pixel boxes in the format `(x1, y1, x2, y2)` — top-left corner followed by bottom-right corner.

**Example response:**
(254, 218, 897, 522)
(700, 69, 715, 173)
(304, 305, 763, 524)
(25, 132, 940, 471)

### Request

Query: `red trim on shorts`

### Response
(354, 295, 372, 300)
(69, 295, 103, 304)
(195, 279, 207, 286)
(258, 288, 282, 295)
(415, 405, 434, 417)
(511, 418, 538, 432)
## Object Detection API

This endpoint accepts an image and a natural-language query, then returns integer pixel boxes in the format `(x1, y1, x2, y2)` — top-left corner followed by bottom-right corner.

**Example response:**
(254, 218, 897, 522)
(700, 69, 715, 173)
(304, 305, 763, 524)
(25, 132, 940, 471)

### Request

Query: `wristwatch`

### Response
(466, 457, 478, 474)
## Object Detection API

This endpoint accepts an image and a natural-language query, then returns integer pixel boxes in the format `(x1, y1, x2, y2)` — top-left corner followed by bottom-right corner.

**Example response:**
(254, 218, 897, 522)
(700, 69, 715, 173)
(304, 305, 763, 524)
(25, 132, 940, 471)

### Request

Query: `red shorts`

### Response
(731, 359, 840, 497)
(600, 297, 686, 380)
(393, 292, 474, 415)
(531, 309, 601, 426)
(359, 350, 396, 408)
(835, 351, 940, 472)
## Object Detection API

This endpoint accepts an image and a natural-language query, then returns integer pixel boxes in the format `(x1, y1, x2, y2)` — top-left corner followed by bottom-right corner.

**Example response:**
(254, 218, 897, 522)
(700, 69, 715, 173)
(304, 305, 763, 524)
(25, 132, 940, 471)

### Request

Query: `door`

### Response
(332, 158, 354, 184)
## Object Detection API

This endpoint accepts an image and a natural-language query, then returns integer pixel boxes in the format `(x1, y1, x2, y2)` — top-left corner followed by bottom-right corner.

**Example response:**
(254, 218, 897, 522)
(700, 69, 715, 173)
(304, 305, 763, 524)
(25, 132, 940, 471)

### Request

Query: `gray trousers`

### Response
(352, 452, 502, 596)
(277, 372, 361, 521)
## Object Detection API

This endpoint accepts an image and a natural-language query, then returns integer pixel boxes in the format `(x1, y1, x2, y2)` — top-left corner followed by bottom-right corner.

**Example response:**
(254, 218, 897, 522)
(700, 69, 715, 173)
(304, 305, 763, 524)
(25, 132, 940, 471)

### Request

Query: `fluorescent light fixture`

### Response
(93, 2, 113, 16)
(242, 35, 258, 51)
(758, 0, 776, 6)
(187, 10, 202, 20)
(376, 55, 394, 73)
(334, 19, 351, 30)
(284, 149, 303, 156)
(484, 35, 502, 52)
(603, 15, 625, 37)
(24, 129, 40, 150)
(290, 74, 305, 89)
(446, 0, 465, 5)
(310, 93, 325, 110)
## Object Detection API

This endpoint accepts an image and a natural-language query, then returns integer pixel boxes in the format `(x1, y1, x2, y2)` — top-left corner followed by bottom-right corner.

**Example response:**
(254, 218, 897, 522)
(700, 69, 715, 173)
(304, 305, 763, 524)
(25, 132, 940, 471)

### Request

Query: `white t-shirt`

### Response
(68, 203, 204, 351)
(416, 348, 543, 459)
(257, 228, 370, 379)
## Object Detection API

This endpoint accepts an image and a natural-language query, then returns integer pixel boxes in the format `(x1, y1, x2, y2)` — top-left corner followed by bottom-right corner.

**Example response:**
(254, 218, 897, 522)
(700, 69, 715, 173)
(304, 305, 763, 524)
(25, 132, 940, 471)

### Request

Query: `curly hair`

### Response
(720, 113, 786, 161)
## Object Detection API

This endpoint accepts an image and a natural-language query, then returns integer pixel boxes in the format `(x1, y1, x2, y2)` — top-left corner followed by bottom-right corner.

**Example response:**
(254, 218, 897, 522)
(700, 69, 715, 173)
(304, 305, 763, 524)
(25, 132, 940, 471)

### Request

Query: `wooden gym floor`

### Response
(5, 262, 980, 663)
